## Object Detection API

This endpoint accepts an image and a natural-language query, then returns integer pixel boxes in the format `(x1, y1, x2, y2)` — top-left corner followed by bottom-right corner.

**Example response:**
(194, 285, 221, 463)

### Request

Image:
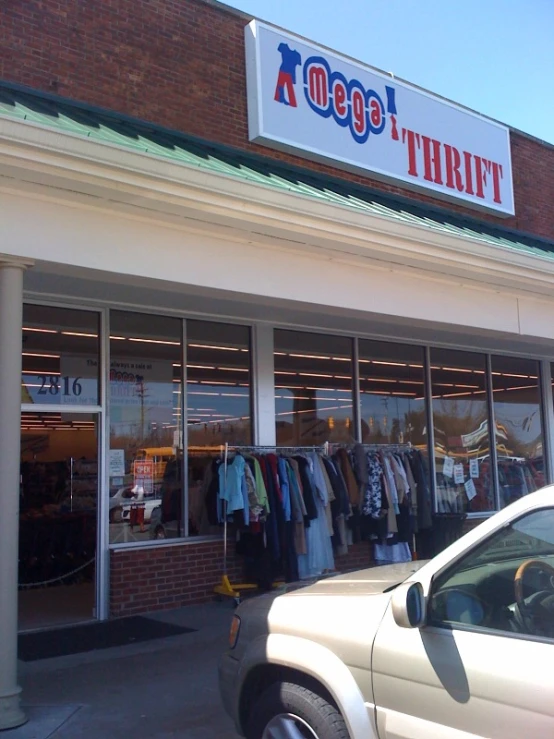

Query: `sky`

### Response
(222, 0, 554, 145)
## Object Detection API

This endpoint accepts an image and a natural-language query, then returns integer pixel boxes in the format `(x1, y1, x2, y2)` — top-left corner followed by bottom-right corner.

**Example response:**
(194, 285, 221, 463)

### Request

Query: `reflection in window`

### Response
(431, 349, 494, 513)
(108, 312, 183, 544)
(493, 357, 544, 507)
(359, 340, 426, 447)
(274, 330, 354, 446)
(186, 321, 251, 536)
(21, 305, 100, 406)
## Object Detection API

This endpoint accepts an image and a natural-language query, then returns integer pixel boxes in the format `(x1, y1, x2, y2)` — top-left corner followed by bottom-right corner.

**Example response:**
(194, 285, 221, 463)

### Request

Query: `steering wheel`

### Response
(513, 559, 554, 636)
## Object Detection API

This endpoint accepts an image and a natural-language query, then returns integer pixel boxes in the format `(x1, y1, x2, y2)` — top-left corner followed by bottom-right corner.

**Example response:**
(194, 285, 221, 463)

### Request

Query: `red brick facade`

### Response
(110, 539, 372, 617)
(2, 0, 554, 240)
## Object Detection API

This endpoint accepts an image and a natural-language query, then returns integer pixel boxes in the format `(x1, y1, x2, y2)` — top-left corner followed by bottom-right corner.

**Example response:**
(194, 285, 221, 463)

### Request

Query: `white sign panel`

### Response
(465, 479, 477, 501)
(245, 21, 514, 215)
(59, 356, 173, 410)
(453, 464, 465, 485)
(442, 456, 454, 478)
(109, 449, 126, 477)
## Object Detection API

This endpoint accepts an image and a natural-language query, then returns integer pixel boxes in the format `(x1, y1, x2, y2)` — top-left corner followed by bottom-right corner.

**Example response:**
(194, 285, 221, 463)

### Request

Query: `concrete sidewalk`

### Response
(6, 603, 241, 739)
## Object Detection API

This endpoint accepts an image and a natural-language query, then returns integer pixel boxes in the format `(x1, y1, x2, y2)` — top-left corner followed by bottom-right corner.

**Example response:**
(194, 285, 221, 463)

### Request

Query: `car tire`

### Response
(245, 681, 349, 739)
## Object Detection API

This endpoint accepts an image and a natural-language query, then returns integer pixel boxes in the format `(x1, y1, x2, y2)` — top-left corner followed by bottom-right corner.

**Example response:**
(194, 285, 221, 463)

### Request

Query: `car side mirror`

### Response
(391, 581, 426, 629)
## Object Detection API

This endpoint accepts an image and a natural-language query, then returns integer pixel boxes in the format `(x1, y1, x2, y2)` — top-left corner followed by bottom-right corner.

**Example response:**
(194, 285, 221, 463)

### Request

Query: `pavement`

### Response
(5, 602, 242, 739)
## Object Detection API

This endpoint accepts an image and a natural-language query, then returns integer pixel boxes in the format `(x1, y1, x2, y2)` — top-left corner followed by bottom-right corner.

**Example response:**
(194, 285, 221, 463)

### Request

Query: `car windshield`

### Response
(458, 508, 554, 571)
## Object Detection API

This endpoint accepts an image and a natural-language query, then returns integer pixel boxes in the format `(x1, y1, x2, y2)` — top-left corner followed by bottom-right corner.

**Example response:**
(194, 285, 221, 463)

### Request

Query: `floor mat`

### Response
(18, 616, 197, 661)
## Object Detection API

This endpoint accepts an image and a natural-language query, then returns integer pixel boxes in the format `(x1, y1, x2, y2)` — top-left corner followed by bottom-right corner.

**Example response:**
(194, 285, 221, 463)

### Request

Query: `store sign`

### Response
(109, 449, 126, 477)
(133, 459, 154, 496)
(55, 356, 174, 410)
(245, 21, 514, 215)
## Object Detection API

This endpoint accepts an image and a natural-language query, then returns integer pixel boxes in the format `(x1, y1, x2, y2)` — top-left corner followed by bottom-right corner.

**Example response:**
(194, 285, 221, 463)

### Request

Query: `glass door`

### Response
(19, 412, 99, 630)
(19, 304, 102, 630)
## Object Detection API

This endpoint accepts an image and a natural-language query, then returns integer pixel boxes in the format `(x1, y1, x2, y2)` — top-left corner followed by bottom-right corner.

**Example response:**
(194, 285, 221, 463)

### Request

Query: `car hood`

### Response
(281, 560, 428, 598)
(233, 562, 429, 669)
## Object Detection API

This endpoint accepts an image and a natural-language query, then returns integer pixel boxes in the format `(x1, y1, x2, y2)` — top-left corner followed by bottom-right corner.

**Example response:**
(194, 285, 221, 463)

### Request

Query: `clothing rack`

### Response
(214, 442, 328, 603)
(327, 441, 418, 559)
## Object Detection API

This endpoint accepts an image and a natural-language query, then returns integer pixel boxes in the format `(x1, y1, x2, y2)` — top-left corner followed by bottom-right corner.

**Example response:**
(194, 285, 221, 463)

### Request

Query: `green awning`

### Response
(1, 81, 553, 261)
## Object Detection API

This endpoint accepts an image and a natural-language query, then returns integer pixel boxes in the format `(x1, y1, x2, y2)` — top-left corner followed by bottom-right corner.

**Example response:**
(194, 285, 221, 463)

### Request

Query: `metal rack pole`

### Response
(70, 456, 74, 513)
(326, 442, 413, 453)
(222, 442, 229, 578)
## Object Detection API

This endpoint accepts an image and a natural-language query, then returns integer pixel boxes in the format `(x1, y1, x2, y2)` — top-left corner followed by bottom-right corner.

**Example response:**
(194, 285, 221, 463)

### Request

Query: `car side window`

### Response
(428, 507, 554, 640)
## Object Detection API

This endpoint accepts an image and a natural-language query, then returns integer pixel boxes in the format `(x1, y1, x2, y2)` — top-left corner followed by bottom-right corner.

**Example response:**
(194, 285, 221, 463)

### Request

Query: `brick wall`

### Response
(110, 539, 242, 616)
(335, 541, 373, 572)
(110, 538, 373, 617)
(2, 0, 554, 240)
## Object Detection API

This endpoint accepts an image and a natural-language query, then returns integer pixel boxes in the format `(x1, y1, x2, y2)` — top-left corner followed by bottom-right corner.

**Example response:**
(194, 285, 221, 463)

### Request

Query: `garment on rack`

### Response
(218, 454, 248, 524)
(293, 456, 318, 522)
(374, 541, 411, 565)
(333, 444, 432, 564)
(323, 456, 350, 556)
(288, 463, 307, 555)
(408, 452, 432, 529)
(297, 454, 335, 579)
(214, 447, 338, 585)
(337, 447, 360, 507)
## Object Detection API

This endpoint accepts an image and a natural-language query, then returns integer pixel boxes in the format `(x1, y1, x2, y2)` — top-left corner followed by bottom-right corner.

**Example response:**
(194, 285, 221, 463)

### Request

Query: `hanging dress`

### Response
(297, 454, 335, 579)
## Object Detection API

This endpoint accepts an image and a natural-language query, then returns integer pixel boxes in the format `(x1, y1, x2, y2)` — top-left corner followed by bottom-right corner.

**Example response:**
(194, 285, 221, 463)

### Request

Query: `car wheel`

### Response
(246, 682, 349, 739)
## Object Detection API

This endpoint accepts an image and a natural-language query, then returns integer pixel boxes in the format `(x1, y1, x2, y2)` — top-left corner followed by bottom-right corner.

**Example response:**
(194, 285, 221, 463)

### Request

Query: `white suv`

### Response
(219, 487, 554, 739)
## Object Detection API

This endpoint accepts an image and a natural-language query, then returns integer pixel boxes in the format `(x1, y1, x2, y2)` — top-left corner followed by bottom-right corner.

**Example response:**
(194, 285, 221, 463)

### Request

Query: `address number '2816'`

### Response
(37, 375, 83, 396)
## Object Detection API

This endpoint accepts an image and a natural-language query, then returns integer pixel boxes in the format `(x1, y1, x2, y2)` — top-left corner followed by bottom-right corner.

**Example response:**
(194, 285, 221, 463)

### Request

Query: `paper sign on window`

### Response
(454, 464, 465, 485)
(442, 456, 454, 478)
(469, 458, 479, 479)
(465, 479, 477, 500)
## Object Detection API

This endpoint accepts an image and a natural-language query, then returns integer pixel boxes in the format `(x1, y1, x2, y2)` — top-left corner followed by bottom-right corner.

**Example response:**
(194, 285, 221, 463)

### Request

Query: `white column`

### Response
(0, 261, 27, 730)
(252, 324, 276, 446)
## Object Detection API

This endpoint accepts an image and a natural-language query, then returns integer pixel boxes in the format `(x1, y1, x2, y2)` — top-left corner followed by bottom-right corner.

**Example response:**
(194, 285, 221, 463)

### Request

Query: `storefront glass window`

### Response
(359, 340, 427, 447)
(108, 312, 183, 544)
(274, 330, 354, 446)
(431, 349, 494, 513)
(186, 321, 252, 536)
(21, 305, 100, 406)
(493, 356, 544, 507)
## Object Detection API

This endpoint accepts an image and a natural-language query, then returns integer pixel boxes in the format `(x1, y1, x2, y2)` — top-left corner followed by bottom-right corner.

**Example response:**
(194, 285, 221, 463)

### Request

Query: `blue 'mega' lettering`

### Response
(303, 54, 389, 144)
